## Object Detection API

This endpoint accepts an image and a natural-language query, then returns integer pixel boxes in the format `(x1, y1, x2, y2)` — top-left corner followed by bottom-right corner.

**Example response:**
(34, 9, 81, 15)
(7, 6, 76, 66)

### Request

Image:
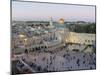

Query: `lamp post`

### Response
(24, 38, 28, 48)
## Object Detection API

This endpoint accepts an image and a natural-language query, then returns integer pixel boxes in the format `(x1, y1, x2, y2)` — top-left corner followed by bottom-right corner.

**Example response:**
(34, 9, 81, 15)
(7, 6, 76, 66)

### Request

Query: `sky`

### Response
(12, 1, 96, 22)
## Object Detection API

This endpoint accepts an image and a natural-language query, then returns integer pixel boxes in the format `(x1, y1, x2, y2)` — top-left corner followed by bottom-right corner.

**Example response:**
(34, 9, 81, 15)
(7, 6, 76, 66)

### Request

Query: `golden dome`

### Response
(59, 18, 64, 24)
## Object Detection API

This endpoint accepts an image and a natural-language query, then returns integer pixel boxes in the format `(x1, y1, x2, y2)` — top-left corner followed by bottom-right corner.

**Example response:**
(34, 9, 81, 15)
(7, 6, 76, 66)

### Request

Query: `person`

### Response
(24, 49, 28, 54)
(24, 49, 29, 57)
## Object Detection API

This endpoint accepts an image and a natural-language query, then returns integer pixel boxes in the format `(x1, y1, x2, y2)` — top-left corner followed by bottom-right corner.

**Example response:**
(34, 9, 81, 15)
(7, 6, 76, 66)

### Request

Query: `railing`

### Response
(17, 58, 36, 72)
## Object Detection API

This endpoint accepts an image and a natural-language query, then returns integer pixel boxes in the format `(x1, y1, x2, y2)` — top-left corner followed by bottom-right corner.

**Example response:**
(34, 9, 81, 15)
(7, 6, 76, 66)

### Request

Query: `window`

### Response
(92, 40, 94, 43)
(85, 40, 87, 42)
(88, 40, 90, 42)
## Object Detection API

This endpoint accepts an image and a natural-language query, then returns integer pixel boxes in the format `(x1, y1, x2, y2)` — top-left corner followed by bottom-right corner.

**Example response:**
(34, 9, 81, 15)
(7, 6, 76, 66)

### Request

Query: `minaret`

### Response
(49, 17, 53, 27)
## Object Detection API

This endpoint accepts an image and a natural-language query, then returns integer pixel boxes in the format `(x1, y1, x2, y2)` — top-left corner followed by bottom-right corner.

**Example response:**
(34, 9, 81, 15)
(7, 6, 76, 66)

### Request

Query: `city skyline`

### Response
(12, 1, 96, 22)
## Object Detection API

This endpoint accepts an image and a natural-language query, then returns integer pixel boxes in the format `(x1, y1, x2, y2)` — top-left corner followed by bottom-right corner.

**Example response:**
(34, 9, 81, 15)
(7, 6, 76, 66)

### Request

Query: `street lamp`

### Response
(24, 38, 28, 47)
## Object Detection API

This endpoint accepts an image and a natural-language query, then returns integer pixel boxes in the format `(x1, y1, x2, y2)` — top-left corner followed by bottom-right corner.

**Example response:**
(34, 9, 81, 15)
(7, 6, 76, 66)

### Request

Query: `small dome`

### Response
(18, 34, 25, 38)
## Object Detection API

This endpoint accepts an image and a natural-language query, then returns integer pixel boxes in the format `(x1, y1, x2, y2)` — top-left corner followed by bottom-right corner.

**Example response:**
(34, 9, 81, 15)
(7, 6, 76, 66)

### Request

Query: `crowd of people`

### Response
(15, 47, 96, 74)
